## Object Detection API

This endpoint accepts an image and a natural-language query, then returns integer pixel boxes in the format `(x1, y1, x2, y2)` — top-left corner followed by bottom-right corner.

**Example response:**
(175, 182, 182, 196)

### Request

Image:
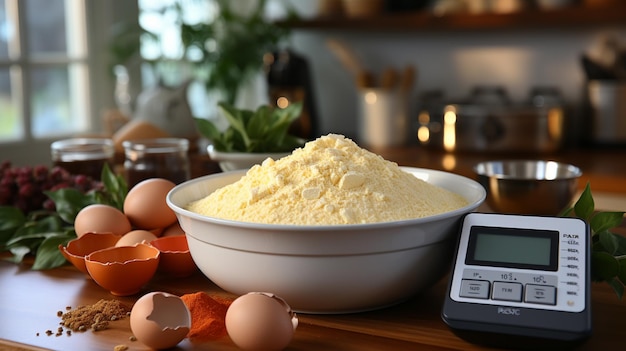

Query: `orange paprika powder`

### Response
(181, 292, 232, 342)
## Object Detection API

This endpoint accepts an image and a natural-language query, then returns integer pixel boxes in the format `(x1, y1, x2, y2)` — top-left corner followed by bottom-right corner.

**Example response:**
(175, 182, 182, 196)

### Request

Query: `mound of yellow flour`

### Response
(186, 134, 468, 225)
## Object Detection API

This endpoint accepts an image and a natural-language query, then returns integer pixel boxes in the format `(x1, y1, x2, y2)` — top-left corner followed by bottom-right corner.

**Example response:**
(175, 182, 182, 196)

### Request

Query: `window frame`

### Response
(0, 0, 139, 167)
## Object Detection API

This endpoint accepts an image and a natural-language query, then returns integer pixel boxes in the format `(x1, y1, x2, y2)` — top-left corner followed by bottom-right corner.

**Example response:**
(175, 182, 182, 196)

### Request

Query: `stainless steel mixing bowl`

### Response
(474, 160, 582, 215)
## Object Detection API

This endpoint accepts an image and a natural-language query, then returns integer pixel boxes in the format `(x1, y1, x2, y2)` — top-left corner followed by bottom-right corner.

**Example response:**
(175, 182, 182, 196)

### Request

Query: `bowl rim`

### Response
(473, 159, 582, 180)
(166, 166, 486, 230)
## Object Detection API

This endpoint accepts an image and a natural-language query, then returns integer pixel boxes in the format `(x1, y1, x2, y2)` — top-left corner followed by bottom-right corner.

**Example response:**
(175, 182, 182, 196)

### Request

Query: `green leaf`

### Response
(199, 102, 305, 153)
(0, 206, 26, 231)
(590, 211, 626, 234)
(246, 105, 271, 139)
(573, 183, 594, 221)
(615, 235, 626, 256)
(558, 206, 573, 217)
(618, 256, 626, 285)
(598, 230, 619, 255)
(32, 233, 74, 270)
(560, 183, 625, 300)
(0, 206, 26, 246)
(7, 246, 31, 263)
(591, 250, 620, 281)
(99, 163, 127, 209)
(606, 278, 624, 299)
(45, 188, 95, 224)
(219, 102, 251, 149)
(195, 118, 222, 141)
(5, 213, 70, 263)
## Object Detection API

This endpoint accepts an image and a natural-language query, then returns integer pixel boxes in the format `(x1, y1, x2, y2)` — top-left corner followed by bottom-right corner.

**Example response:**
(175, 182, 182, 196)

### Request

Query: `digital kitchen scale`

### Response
(442, 213, 592, 350)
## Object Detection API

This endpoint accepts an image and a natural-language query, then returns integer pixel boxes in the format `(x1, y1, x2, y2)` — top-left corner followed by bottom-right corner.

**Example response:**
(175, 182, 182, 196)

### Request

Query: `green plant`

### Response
(0, 164, 127, 270)
(181, 0, 294, 105)
(195, 101, 304, 153)
(560, 183, 626, 298)
(110, 0, 296, 106)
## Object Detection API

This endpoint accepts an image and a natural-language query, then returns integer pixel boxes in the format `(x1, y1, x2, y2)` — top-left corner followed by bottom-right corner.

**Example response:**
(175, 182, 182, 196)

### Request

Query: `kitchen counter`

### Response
(193, 144, 626, 195)
(369, 145, 626, 195)
(1, 247, 626, 351)
(1, 146, 625, 351)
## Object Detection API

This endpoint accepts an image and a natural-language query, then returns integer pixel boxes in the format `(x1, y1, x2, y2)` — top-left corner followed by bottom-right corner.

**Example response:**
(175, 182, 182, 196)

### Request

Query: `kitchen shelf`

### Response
(278, 5, 626, 32)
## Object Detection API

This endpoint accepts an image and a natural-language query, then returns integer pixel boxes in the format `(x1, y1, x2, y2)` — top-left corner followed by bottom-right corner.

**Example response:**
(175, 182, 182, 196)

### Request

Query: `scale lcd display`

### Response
(466, 226, 559, 271)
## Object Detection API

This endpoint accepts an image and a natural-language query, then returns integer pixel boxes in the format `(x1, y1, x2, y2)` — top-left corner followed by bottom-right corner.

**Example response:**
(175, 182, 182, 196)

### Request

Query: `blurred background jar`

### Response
(50, 138, 115, 180)
(123, 138, 190, 188)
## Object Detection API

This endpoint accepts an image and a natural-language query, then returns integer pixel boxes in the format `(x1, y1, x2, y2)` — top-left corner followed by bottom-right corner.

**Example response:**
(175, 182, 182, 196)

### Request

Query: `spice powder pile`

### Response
(181, 292, 232, 342)
(60, 299, 130, 332)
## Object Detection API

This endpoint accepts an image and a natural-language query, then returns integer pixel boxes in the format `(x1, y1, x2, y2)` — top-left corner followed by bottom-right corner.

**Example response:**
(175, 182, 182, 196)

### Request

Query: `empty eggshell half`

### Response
(130, 291, 191, 350)
(85, 244, 160, 296)
(150, 235, 197, 277)
(59, 232, 122, 275)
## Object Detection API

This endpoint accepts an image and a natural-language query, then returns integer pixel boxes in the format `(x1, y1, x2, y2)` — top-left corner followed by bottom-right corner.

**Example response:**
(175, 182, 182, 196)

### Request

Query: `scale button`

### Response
(525, 284, 557, 305)
(459, 279, 490, 299)
(492, 281, 523, 302)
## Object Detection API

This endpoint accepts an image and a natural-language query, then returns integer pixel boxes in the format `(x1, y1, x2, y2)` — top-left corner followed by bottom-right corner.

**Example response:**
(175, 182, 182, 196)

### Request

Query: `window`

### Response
(137, 0, 217, 120)
(0, 0, 89, 141)
(0, 1, 139, 167)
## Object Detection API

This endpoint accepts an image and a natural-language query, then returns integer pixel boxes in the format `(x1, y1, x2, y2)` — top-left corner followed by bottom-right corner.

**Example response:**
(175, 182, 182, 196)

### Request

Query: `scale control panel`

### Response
(447, 213, 587, 312)
(442, 213, 591, 347)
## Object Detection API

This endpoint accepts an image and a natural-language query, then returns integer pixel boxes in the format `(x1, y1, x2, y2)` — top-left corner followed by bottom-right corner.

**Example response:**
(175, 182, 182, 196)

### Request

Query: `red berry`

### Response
(19, 183, 35, 197)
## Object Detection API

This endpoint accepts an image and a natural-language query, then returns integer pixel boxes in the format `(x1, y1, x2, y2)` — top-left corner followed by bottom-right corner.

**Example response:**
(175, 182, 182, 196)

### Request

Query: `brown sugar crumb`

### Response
(59, 299, 130, 333)
(113, 345, 129, 351)
(129, 335, 137, 342)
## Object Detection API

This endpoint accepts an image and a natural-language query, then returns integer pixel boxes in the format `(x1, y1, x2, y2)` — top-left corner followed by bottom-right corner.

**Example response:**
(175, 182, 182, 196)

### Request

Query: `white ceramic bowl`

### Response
(207, 144, 289, 171)
(167, 167, 485, 313)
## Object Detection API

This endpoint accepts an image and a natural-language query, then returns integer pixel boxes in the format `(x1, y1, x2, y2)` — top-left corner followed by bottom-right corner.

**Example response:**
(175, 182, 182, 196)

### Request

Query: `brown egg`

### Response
(115, 230, 158, 247)
(225, 292, 298, 351)
(74, 204, 131, 237)
(161, 222, 185, 237)
(124, 178, 177, 230)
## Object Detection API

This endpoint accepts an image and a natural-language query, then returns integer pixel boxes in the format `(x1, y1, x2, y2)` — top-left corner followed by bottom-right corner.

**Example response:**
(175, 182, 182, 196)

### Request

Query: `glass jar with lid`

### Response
(50, 138, 115, 180)
(123, 138, 190, 188)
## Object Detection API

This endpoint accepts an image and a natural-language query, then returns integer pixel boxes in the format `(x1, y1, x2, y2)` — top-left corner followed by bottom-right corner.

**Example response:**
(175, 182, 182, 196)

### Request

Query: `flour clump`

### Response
(186, 134, 468, 225)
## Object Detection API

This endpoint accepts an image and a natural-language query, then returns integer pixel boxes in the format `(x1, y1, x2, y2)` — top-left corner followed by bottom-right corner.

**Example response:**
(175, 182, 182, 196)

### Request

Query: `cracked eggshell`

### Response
(130, 291, 191, 350)
(59, 232, 122, 275)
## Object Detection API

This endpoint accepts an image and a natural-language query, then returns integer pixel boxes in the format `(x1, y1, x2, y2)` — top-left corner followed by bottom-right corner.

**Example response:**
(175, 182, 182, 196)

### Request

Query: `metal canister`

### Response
(588, 80, 626, 144)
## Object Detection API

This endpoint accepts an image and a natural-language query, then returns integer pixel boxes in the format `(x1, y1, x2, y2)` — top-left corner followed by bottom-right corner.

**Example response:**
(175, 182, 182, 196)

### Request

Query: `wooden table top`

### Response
(1, 248, 626, 351)
(1, 145, 625, 350)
